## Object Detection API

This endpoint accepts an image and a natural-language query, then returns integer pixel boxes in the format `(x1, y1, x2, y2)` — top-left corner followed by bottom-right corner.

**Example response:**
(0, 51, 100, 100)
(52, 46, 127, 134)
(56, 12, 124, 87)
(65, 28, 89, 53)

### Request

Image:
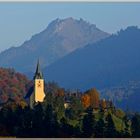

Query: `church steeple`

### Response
(29, 59, 46, 108)
(34, 59, 43, 79)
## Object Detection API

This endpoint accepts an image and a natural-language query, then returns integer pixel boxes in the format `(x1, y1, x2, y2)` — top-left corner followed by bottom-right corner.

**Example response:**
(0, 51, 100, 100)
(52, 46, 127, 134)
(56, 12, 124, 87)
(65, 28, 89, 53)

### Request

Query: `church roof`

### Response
(34, 59, 43, 79)
(24, 85, 34, 99)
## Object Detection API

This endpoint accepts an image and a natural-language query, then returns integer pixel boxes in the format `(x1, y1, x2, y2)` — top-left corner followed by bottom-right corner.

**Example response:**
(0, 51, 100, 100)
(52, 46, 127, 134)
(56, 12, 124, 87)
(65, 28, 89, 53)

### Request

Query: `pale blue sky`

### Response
(0, 2, 140, 52)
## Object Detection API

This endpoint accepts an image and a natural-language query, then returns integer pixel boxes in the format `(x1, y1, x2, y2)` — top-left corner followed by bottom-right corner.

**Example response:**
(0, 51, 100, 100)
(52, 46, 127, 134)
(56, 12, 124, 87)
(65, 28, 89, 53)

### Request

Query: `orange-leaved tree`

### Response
(81, 94, 90, 108)
(86, 88, 100, 109)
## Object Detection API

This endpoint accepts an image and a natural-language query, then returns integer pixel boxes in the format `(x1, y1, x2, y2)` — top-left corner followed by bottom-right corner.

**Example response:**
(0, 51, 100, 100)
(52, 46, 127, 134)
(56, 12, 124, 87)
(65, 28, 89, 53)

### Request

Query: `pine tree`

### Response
(131, 113, 140, 137)
(43, 104, 54, 137)
(53, 95, 65, 121)
(123, 115, 130, 137)
(105, 113, 117, 137)
(32, 103, 44, 137)
(95, 118, 105, 137)
(82, 107, 96, 137)
(59, 117, 78, 138)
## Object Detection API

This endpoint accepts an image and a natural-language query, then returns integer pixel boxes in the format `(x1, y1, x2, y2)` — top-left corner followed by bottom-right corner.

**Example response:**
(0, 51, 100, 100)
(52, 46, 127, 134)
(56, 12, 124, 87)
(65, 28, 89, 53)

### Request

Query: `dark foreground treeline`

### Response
(0, 91, 140, 138)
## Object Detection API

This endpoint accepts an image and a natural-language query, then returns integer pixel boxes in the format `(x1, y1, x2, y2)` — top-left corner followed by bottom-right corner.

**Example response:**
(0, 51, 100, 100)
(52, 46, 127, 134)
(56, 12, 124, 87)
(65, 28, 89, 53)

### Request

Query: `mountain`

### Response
(100, 80, 140, 112)
(0, 17, 109, 73)
(44, 26, 140, 90)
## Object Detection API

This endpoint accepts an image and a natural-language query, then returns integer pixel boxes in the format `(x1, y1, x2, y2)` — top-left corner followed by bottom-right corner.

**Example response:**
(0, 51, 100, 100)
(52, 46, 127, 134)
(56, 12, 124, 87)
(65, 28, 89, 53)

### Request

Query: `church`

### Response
(25, 60, 46, 109)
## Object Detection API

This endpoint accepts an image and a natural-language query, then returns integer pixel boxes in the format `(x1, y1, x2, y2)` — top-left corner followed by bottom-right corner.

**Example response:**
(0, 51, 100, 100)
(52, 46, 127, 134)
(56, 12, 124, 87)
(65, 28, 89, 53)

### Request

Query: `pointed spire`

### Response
(34, 59, 43, 79)
(36, 59, 41, 74)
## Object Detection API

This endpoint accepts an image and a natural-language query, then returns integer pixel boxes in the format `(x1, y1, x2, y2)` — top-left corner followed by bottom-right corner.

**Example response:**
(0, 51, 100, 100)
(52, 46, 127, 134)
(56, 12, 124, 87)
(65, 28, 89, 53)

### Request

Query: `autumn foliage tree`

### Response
(81, 94, 90, 108)
(81, 88, 100, 109)
(88, 88, 100, 108)
(0, 68, 30, 104)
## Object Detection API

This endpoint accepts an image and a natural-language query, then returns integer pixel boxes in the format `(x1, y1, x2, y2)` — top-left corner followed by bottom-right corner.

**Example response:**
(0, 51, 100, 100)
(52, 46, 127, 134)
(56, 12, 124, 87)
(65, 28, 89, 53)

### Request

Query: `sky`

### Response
(0, 2, 140, 52)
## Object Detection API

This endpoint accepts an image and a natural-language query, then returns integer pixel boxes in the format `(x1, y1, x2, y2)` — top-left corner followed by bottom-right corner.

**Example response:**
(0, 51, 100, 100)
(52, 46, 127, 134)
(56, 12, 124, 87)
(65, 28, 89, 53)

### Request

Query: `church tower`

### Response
(30, 60, 45, 108)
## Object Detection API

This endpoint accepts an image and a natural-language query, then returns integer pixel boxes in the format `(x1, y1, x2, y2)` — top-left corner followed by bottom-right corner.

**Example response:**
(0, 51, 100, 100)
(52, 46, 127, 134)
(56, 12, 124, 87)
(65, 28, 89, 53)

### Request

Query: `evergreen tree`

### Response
(105, 113, 117, 137)
(43, 92, 53, 107)
(82, 107, 96, 137)
(42, 104, 59, 137)
(70, 96, 84, 119)
(53, 95, 65, 121)
(31, 103, 44, 137)
(131, 113, 140, 137)
(17, 106, 34, 137)
(95, 118, 105, 137)
(123, 115, 130, 137)
(60, 117, 75, 138)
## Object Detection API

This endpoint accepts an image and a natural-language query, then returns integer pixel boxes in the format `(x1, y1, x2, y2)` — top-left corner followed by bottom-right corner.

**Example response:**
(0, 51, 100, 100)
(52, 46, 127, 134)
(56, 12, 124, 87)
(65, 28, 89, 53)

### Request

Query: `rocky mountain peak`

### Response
(0, 18, 110, 73)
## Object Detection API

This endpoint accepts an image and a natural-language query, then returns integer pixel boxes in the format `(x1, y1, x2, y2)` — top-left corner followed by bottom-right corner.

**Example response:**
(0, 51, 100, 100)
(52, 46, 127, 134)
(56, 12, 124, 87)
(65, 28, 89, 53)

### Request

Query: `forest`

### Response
(0, 82, 140, 138)
(0, 68, 140, 137)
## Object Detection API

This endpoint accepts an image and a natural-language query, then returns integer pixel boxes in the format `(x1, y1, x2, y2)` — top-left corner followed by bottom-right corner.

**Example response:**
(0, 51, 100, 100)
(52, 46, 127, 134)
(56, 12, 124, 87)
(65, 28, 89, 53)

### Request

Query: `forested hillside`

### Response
(0, 86, 140, 138)
(0, 68, 30, 104)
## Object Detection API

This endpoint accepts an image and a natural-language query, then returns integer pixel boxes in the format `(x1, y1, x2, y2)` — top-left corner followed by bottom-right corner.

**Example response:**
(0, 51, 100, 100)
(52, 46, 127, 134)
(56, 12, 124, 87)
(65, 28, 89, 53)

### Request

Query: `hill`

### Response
(101, 80, 140, 112)
(44, 26, 140, 90)
(0, 68, 30, 104)
(0, 18, 109, 73)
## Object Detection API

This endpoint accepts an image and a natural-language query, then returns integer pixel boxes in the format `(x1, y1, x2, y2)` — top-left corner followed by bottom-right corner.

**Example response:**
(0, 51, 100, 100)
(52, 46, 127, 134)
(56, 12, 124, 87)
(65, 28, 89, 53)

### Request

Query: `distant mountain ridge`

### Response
(44, 26, 140, 90)
(0, 17, 110, 73)
(101, 80, 140, 112)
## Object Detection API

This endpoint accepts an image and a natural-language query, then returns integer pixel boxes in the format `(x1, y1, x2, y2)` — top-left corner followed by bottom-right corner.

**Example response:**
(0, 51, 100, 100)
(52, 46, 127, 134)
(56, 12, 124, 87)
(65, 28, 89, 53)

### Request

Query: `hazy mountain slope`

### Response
(44, 26, 140, 90)
(100, 81, 140, 112)
(0, 18, 109, 73)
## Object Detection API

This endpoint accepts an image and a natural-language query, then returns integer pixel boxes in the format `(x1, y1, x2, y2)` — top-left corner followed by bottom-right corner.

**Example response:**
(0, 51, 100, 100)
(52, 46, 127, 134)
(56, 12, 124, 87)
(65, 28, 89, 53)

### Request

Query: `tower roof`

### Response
(34, 59, 43, 79)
